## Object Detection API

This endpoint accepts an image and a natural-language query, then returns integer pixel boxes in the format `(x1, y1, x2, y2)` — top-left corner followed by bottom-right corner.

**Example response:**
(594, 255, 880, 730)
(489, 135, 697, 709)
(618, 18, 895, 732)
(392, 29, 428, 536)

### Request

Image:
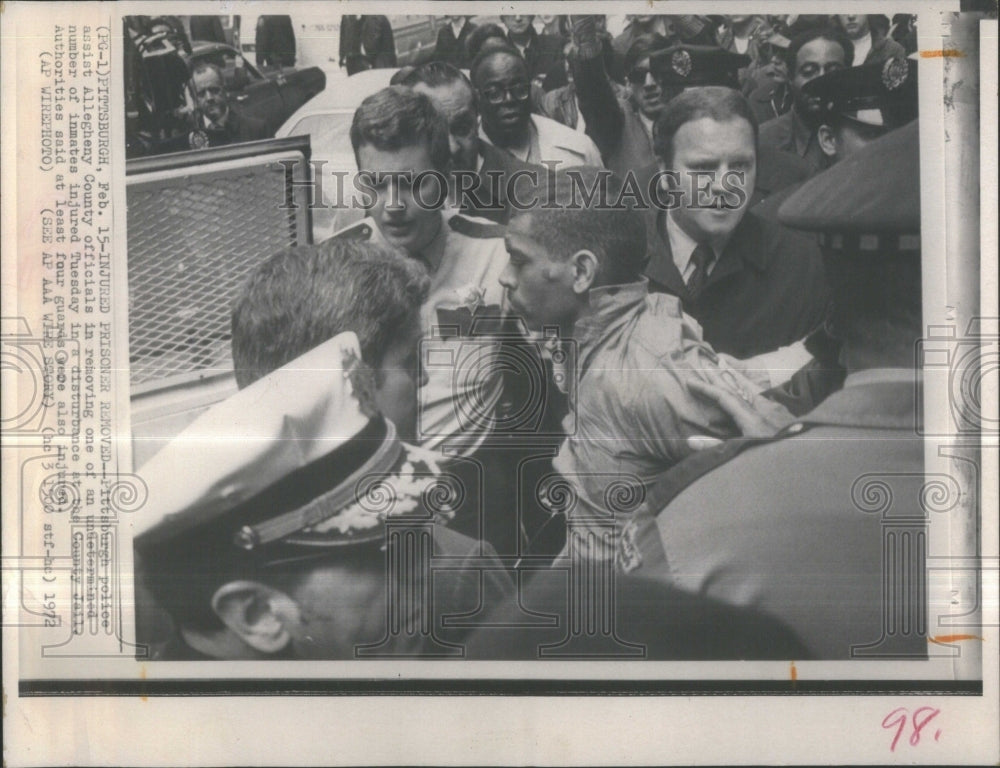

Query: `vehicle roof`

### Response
(276, 69, 397, 137)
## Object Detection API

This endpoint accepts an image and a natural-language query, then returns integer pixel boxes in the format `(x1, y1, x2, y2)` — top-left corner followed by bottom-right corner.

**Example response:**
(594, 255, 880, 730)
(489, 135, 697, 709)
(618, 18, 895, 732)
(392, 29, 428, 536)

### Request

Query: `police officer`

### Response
(811, 56, 918, 163)
(134, 332, 512, 660)
(623, 121, 926, 659)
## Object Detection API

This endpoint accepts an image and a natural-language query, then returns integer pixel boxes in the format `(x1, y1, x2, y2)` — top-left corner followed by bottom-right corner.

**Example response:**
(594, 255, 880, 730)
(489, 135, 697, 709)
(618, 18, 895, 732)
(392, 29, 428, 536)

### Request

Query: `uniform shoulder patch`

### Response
(448, 212, 506, 240)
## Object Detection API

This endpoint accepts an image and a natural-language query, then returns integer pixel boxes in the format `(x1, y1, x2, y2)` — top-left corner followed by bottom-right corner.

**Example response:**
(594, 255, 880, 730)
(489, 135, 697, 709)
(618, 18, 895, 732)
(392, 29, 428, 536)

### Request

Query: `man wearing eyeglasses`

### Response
(400, 61, 541, 224)
(186, 62, 269, 148)
(472, 46, 602, 170)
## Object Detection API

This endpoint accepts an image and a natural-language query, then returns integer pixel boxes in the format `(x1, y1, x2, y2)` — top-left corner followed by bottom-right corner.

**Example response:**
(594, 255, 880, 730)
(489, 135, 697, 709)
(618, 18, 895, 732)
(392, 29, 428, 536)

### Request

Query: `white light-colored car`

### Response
(275, 68, 397, 240)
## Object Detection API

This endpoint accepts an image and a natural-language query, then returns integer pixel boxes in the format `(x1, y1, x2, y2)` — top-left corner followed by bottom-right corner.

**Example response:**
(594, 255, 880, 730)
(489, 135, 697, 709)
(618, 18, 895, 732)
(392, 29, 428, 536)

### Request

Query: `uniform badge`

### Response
(881, 57, 908, 91)
(188, 129, 209, 149)
(671, 50, 693, 78)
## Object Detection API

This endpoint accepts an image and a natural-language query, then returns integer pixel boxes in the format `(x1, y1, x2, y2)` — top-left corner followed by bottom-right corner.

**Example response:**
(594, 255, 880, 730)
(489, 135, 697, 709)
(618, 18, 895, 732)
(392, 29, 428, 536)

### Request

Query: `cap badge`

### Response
(672, 49, 693, 78)
(881, 57, 908, 91)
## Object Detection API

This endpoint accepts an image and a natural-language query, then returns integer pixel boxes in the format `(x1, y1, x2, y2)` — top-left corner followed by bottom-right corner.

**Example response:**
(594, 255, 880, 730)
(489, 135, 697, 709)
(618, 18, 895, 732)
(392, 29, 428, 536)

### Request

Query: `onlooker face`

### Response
(192, 67, 228, 123)
(500, 215, 584, 331)
(666, 116, 757, 247)
(356, 142, 444, 257)
(412, 80, 480, 173)
(791, 38, 848, 116)
(374, 315, 426, 442)
(627, 56, 665, 120)
(501, 16, 534, 37)
(838, 14, 870, 40)
(477, 53, 532, 144)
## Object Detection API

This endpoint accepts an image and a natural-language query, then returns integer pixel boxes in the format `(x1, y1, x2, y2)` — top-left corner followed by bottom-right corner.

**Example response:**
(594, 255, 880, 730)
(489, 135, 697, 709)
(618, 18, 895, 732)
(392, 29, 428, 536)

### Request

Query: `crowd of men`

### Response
(135, 14, 928, 662)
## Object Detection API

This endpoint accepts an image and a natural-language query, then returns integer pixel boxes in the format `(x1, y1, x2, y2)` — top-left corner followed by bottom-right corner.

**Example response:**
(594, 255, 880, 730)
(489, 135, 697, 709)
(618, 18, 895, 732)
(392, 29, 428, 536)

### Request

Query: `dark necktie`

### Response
(686, 242, 714, 301)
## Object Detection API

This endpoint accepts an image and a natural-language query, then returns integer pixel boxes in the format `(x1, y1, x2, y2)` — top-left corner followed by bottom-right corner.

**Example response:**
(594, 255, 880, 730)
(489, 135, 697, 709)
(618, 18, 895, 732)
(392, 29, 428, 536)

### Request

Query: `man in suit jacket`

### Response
(644, 86, 828, 358)
(432, 16, 477, 69)
(189, 62, 270, 146)
(621, 121, 927, 661)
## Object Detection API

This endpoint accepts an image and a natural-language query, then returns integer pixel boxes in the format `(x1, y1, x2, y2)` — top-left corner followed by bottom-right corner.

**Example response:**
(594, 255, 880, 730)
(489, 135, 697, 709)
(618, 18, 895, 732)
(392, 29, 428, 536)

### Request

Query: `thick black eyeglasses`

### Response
(481, 82, 531, 104)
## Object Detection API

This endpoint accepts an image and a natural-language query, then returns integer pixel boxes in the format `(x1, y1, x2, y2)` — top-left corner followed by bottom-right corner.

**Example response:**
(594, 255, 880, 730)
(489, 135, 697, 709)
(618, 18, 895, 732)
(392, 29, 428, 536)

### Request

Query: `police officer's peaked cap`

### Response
(133, 333, 452, 566)
(778, 120, 919, 254)
(651, 44, 750, 88)
(804, 56, 918, 130)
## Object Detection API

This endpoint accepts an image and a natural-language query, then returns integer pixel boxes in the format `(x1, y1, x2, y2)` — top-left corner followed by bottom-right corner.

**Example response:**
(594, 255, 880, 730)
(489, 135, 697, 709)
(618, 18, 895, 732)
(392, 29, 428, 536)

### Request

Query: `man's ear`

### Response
(211, 580, 299, 655)
(569, 249, 599, 294)
(817, 124, 838, 158)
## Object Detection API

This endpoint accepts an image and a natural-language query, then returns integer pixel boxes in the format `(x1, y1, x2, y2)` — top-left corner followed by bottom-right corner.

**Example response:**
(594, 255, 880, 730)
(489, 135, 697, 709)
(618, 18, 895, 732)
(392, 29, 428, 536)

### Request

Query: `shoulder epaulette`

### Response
(448, 212, 506, 240)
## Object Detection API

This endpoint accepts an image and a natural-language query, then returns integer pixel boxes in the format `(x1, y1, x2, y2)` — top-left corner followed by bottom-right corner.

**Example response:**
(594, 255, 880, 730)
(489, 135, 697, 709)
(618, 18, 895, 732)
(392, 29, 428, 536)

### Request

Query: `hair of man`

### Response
(511, 166, 648, 287)
(470, 44, 527, 90)
(652, 85, 759, 167)
(349, 85, 452, 174)
(230, 238, 430, 391)
(783, 26, 855, 72)
(465, 22, 509, 61)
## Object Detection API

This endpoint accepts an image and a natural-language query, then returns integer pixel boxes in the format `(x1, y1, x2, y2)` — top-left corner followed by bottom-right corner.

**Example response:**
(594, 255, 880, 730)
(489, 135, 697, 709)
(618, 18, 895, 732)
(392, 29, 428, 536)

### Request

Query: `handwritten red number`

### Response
(882, 706, 941, 751)
(882, 707, 908, 752)
(910, 707, 941, 746)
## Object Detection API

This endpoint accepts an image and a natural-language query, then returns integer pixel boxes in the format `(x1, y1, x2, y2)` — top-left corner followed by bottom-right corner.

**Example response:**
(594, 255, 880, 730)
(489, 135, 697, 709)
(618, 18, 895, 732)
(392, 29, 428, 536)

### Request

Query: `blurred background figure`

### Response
(837, 14, 905, 64)
(255, 14, 296, 70)
(499, 14, 565, 89)
(432, 15, 477, 69)
(757, 25, 854, 174)
(340, 14, 397, 75)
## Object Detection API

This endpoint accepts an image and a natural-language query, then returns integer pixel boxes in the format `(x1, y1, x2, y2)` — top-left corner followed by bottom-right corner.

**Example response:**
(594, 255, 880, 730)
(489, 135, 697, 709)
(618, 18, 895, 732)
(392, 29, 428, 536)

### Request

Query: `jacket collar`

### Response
(572, 279, 658, 370)
(649, 209, 770, 293)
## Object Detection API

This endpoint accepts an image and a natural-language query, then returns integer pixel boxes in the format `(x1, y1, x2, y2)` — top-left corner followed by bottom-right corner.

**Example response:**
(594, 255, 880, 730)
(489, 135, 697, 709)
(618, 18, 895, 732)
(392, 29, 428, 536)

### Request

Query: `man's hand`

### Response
(685, 367, 796, 449)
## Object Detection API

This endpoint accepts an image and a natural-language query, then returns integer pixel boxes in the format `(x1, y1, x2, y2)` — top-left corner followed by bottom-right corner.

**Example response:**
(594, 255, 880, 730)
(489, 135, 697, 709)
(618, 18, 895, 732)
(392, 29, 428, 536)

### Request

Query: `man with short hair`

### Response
(471, 47, 603, 169)
(757, 27, 853, 173)
(625, 120, 927, 660)
(400, 61, 541, 223)
(135, 240, 512, 660)
(837, 14, 905, 65)
(188, 62, 270, 147)
(645, 86, 828, 358)
(332, 86, 513, 460)
(500, 167, 789, 562)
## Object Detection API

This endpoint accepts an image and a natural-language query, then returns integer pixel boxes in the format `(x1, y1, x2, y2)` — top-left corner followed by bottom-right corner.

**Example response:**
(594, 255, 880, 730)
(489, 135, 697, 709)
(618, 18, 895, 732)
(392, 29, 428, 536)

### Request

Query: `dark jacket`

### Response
(340, 15, 396, 74)
(508, 28, 565, 86)
(254, 15, 295, 69)
(758, 108, 826, 174)
(459, 140, 543, 224)
(862, 33, 907, 64)
(643, 208, 829, 357)
(432, 20, 477, 69)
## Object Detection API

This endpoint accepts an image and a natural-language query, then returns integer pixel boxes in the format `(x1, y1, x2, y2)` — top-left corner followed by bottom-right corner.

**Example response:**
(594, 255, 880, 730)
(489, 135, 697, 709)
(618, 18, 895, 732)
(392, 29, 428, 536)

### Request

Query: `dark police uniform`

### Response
(623, 121, 927, 659)
(134, 333, 513, 659)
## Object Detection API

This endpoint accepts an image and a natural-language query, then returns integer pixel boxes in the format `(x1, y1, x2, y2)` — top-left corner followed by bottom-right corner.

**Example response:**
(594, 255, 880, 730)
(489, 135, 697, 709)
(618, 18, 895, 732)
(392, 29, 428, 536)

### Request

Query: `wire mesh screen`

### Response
(126, 145, 311, 392)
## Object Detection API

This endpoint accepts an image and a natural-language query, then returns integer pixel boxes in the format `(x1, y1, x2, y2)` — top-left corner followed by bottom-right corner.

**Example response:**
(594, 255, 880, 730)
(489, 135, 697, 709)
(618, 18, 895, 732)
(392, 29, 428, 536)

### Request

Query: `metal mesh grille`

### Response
(126, 152, 307, 391)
